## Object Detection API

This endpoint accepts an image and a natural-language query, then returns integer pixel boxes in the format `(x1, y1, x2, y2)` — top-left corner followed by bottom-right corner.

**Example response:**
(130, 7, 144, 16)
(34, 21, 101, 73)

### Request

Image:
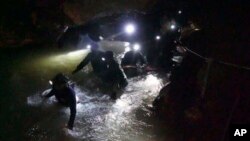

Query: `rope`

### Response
(184, 47, 250, 71)
(217, 60, 250, 71)
(182, 46, 248, 141)
(183, 47, 208, 60)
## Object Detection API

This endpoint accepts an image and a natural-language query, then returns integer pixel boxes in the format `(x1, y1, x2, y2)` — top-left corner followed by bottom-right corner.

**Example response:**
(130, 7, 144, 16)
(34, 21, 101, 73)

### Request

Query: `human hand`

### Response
(67, 124, 73, 130)
(61, 123, 73, 130)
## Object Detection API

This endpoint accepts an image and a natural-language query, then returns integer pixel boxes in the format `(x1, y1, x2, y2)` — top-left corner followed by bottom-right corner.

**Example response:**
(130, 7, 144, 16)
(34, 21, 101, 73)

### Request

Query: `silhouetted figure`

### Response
(105, 51, 128, 89)
(121, 51, 146, 78)
(72, 49, 127, 99)
(157, 32, 180, 72)
(72, 47, 107, 81)
(44, 73, 76, 130)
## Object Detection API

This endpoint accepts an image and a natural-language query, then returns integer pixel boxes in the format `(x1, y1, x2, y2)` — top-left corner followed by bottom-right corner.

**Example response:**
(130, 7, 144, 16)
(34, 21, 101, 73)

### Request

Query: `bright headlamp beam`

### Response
(124, 23, 135, 35)
(133, 43, 141, 51)
(170, 24, 176, 30)
(156, 35, 161, 40)
(67, 49, 85, 56)
(86, 44, 91, 49)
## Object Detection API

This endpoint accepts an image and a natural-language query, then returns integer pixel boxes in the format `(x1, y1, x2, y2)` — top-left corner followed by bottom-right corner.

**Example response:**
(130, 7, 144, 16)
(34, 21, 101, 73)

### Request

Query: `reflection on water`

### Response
(1, 45, 168, 141)
(27, 74, 164, 141)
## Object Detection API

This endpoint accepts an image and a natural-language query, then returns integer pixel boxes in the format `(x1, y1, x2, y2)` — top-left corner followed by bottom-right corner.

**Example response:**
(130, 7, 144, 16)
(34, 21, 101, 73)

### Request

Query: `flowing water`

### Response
(0, 44, 170, 141)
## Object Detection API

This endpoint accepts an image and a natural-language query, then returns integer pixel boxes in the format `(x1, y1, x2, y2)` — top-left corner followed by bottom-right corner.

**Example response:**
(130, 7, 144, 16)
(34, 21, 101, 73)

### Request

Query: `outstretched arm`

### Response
(72, 53, 91, 74)
(44, 89, 55, 98)
(67, 91, 77, 130)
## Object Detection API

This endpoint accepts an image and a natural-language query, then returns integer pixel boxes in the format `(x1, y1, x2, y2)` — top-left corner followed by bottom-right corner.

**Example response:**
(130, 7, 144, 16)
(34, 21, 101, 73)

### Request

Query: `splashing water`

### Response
(27, 73, 164, 141)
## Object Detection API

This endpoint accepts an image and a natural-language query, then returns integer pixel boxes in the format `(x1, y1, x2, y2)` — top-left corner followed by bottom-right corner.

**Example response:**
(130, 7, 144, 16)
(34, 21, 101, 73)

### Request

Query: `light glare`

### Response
(99, 36, 104, 40)
(156, 35, 161, 40)
(170, 24, 176, 30)
(49, 80, 53, 85)
(124, 42, 130, 47)
(125, 23, 135, 34)
(125, 47, 131, 52)
(86, 44, 91, 49)
(133, 43, 141, 51)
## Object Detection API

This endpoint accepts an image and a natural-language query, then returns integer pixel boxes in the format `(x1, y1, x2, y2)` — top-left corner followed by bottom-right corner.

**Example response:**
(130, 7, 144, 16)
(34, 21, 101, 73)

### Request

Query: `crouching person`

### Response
(121, 50, 146, 78)
(44, 73, 76, 130)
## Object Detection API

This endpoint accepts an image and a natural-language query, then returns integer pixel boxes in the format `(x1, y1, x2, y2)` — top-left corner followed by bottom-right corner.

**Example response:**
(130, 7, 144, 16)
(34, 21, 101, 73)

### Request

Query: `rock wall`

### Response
(153, 1, 250, 140)
(63, 0, 152, 24)
(0, 0, 153, 47)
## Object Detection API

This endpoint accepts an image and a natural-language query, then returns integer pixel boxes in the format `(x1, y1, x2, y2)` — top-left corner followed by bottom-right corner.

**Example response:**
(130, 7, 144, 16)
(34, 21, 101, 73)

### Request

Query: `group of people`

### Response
(43, 44, 147, 130)
(72, 47, 128, 94)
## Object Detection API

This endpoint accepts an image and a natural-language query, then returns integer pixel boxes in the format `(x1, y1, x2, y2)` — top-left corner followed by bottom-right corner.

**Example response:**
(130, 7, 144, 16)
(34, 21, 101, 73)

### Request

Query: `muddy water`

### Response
(0, 45, 170, 141)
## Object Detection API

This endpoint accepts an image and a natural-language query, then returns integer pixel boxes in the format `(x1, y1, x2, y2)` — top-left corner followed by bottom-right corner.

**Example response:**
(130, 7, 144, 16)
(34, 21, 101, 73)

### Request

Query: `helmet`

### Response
(52, 73, 69, 85)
